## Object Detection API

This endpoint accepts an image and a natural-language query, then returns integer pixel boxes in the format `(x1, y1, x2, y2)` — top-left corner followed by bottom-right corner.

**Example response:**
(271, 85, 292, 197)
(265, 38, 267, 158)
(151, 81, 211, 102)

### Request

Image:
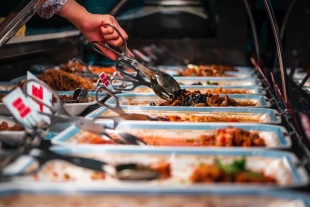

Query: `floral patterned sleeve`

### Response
(37, 0, 69, 19)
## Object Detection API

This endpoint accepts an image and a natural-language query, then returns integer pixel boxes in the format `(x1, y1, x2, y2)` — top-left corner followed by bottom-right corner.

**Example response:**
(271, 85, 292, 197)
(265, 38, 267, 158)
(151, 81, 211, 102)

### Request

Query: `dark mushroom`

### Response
(220, 94, 229, 106)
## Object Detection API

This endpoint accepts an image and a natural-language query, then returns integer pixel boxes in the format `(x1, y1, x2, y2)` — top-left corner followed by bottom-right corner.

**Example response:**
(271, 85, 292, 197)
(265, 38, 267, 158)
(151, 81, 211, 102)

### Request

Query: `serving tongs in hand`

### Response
(91, 24, 181, 100)
(21, 79, 146, 146)
(94, 86, 168, 128)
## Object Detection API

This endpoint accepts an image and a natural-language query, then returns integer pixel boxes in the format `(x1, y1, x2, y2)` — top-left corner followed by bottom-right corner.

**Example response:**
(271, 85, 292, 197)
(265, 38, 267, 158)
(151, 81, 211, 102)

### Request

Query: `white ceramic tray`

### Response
(105, 93, 271, 108)
(131, 85, 266, 95)
(6, 147, 309, 189)
(0, 184, 309, 207)
(86, 106, 282, 125)
(175, 77, 261, 86)
(51, 122, 291, 149)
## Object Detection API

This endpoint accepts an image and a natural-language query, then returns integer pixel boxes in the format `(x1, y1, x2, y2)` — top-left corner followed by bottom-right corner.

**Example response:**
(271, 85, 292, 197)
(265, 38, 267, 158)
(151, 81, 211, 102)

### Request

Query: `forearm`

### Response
(58, 0, 91, 30)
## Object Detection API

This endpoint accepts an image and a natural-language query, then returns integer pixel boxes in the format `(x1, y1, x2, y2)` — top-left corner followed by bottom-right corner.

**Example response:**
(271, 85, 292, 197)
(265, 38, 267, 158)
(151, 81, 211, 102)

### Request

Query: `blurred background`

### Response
(0, 0, 310, 80)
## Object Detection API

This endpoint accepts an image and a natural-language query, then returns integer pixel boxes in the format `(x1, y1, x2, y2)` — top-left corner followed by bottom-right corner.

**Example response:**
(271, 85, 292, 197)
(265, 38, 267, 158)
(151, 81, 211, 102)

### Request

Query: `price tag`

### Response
(27, 71, 52, 124)
(98, 72, 114, 91)
(3, 88, 41, 129)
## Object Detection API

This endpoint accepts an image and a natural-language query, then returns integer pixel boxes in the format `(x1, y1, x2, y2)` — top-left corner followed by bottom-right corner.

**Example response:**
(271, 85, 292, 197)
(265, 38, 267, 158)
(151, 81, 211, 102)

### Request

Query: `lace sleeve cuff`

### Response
(37, 0, 69, 19)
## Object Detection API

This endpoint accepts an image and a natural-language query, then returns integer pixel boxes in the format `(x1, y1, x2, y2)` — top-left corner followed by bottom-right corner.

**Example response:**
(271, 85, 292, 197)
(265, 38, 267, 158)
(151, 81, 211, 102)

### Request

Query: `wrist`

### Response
(58, 0, 90, 30)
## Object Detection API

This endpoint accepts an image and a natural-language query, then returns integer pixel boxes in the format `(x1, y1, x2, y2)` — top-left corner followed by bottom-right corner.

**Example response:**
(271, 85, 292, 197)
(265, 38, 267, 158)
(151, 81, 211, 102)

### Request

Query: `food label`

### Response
(3, 88, 42, 129)
(99, 72, 114, 91)
(27, 71, 52, 123)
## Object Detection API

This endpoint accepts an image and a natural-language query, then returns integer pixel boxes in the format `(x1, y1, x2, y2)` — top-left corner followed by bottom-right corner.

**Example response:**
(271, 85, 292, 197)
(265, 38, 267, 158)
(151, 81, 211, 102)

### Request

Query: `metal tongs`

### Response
(69, 58, 98, 79)
(94, 86, 168, 128)
(21, 79, 146, 146)
(91, 24, 181, 100)
(111, 59, 152, 92)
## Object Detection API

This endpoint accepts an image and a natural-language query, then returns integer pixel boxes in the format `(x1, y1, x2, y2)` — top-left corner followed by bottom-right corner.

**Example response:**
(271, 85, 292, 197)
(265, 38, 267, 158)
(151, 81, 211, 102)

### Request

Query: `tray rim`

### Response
(0, 183, 309, 206)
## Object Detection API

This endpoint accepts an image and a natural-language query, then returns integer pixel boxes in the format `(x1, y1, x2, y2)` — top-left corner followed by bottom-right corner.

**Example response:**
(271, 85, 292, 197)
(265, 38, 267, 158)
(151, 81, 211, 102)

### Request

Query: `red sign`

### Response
(100, 73, 109, 84)
(31, 85, 44, 112)
(12, 97, 31, 118)
(99, 72, 113, 90)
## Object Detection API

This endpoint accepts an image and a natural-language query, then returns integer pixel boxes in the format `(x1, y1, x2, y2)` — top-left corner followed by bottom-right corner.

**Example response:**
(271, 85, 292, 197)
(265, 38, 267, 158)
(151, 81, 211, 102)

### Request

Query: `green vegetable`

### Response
(215, 157, 246, 174)
(206, 81, 219, 85)
(244, 170, 262, 178)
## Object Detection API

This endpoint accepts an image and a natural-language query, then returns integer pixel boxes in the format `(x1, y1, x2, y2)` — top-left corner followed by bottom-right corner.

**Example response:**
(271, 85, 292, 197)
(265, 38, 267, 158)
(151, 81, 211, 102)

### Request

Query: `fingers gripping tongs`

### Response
(91, 24, 180, 100)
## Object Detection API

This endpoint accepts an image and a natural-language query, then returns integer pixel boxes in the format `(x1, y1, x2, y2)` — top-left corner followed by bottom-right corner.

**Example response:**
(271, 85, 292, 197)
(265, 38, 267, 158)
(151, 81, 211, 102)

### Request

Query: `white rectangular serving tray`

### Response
(51, 122, 291, 149)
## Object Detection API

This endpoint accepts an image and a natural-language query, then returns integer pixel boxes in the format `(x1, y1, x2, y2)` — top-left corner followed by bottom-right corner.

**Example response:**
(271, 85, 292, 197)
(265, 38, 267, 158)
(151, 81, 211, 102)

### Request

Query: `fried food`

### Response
(38, 69, 94, 91)
(178, 64, 237, 77)
(190, 158, 275, 183)
(90, 65, 115, 75)
(63, 60, 115, 75)
(0, 121, 24, 131)
(214, 126, 265, 147)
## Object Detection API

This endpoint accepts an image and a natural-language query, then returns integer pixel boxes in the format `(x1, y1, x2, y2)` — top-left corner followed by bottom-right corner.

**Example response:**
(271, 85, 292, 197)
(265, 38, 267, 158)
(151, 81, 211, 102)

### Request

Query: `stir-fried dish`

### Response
(142, 126, 265, 147)
(37, 69, 94, 91)
(177, 64, 237, 77)
(164, 115, 258, 122)
(0, 121, 24, 131)
(204, 87, 252, 94)
(151, 89, 256, 107)
(76, 126, 265, 147)
(190, 157, 276, 183)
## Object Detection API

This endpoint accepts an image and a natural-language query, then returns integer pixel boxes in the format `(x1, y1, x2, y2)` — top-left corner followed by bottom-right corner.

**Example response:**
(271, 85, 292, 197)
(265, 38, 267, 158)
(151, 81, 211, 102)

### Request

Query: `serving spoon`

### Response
(61, 88, 89, 103)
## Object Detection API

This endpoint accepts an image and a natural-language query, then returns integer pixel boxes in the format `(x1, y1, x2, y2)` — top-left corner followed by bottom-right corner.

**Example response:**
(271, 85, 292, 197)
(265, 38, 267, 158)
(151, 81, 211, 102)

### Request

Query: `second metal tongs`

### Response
(20, 79, 146, 146)
(91, 24, 181, 100)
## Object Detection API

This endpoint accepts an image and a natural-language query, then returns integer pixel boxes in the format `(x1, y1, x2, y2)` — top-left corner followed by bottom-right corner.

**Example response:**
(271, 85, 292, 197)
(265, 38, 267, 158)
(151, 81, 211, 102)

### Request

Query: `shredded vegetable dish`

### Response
(37, 69, 94, 91)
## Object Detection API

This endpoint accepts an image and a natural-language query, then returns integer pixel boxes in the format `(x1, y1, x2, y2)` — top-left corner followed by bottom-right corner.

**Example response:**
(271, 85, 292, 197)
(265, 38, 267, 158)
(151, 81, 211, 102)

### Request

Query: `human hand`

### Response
(59, 1, 133, 60)
(80, 14, 134, 60)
